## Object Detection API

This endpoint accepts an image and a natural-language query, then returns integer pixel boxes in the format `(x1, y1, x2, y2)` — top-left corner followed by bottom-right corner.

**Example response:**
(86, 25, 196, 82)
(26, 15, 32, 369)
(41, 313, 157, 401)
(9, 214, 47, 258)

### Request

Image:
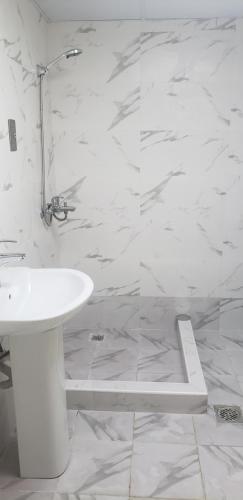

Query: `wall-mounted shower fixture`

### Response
(37, 48, 83, 226)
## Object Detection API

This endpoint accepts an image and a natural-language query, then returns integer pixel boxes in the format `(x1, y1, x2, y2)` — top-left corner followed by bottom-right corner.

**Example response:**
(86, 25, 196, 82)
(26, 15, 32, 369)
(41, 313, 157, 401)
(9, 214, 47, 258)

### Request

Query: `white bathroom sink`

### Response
(0, 267, 94, 335)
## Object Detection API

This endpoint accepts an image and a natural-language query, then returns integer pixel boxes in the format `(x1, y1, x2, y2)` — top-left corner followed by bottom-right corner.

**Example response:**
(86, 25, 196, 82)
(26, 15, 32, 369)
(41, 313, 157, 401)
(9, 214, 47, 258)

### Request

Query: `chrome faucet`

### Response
(43, 196, 76, 224)
(0, 240, 26, 262)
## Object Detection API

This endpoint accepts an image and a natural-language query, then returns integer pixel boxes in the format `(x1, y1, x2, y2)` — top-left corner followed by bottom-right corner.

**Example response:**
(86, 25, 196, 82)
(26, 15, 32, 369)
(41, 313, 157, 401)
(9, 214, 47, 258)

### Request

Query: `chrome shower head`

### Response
(38, 48, 82, 75)
(65, 48, 83, 59)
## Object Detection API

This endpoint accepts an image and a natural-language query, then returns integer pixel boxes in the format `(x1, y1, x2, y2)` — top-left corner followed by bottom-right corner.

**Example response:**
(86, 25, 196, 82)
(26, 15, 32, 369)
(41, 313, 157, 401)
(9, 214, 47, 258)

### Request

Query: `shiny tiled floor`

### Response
(1, 297, 243, 499)
(64, 328, 186, 382)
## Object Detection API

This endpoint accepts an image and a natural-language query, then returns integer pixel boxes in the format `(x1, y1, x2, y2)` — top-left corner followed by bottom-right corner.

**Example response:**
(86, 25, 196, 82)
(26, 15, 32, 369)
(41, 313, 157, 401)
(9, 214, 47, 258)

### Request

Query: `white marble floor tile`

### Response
(198, 350, 233, 378)
(138, 329, 180, 353)
(205, 374, 243, 406)
(0, 490, 130, 500)
(130, 498, 199, 500)
(227, 350, 243, 376)
(95, 329, 139, 350)
(54, 495, 129, 500)
(88, 369, 137, 381)
(219, 298, 243, 332)
(189, 299, 220, 333)
(195, 331, 233, 377)
(137, 328, 185, 379)
(70, 410, 134, 446)
(134, 413, 195, 444)
(57, 441, 132, 495)
(236, 375, 243, 394)
(221, 331, 243, 351)
(64, 330, 92, 349)
(194, 331, 225, 352)
(0, 494, 54, 500)
(65, 344, 94, 380)
(136, 371, 185, 382)
(89, 346, 138, 380)
(103, 297, 139, 330)
(137, 348, 184, 375)
(130, 442, 204, 499)
(199, 445, 243, 500)
(194, 405, 243, 446)
(65, 364, 91, 380)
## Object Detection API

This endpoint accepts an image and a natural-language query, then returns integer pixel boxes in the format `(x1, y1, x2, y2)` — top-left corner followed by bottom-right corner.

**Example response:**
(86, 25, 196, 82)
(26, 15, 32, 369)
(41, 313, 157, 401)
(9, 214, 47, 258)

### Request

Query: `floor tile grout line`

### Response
(128, 411, 136, 497)
(192, 415, 207, 500)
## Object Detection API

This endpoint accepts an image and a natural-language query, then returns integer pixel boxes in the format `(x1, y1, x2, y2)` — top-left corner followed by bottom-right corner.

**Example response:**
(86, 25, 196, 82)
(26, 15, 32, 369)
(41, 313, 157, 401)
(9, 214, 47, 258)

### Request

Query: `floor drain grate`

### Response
(89, 333, 105, 342)
(214, 405, 243, 423)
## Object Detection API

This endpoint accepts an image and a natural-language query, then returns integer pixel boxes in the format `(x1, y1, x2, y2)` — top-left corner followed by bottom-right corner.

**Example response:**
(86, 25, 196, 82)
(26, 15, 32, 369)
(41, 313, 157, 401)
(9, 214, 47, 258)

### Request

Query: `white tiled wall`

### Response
(48, 18, 243, 298)
(0, 1, 58, 266)
(0, 0, 58, 454)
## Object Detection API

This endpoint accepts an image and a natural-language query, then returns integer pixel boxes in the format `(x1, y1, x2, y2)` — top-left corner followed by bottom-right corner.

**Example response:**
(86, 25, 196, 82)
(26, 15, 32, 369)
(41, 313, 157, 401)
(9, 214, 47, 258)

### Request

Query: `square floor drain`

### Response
(214, 405, 243, 423)
(89, 333, 105, 342)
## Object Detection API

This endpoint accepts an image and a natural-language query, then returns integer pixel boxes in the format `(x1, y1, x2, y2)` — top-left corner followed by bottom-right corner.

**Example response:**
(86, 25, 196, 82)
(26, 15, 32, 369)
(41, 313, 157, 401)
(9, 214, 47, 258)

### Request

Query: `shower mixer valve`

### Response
(42, 196, 76, 224)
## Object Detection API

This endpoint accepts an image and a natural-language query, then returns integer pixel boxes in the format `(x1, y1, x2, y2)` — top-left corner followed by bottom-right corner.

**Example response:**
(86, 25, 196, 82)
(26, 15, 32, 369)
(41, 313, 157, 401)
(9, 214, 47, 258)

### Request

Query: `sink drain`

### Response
(214, 405, 243, 423)
(89, 333, 105, 342)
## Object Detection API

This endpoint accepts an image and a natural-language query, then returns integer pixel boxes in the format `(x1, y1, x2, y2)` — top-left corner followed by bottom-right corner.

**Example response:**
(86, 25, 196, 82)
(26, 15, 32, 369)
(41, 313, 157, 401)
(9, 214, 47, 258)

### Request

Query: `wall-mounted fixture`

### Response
(0, 240, 26, 264)
(37, 48, 83, 227)
(8, 119, 17, 152)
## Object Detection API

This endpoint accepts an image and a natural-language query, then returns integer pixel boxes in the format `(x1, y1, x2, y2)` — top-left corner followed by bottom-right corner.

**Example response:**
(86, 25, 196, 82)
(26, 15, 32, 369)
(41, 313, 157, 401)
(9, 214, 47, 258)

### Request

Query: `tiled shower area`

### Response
(62, 296, 243, 398)
(1, 1, 243, 499)
(64, 297, 188, 383)
(1, 297, 243, 498)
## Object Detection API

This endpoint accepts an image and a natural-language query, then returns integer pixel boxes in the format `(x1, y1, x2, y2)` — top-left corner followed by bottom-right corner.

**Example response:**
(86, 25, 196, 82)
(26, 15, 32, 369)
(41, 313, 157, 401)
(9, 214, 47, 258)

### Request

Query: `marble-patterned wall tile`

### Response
(139, 296, 220, 331)
(140, 18, 243, 298)
(48, 21, 140, 296)
(64, 295, 220, 334)
(64, 295, 140, 331)
(0, 0, 58, 267)
(140, 131, 223, 297)
(141, 19, 238, 133)
(48, 19, 243, 298)
(0, 0, 58, 456)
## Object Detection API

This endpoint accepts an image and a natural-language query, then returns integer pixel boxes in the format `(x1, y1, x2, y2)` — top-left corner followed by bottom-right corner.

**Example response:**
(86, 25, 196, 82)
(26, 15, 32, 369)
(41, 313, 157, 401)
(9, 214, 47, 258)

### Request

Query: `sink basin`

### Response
(0, 266, 94, 480)
(0, 267, 94, 335)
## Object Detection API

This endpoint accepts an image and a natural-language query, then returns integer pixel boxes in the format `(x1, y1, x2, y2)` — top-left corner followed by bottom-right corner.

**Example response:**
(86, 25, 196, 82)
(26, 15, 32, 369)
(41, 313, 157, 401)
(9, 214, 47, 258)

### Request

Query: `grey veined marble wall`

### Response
(0, 0, 58, 456)
(48, 18, 243, 298)
(0, 0, 58, 267)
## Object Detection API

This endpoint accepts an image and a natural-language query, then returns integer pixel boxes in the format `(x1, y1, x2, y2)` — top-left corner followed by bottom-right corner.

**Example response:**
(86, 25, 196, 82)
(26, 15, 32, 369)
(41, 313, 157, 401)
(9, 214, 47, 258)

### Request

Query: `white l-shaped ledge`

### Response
(66, 318, 208, 414)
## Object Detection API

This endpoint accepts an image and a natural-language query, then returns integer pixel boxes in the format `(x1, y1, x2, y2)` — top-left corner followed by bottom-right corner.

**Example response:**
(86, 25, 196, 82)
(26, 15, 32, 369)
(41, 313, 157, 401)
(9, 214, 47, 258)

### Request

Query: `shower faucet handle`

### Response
(51, 196, 65, 208)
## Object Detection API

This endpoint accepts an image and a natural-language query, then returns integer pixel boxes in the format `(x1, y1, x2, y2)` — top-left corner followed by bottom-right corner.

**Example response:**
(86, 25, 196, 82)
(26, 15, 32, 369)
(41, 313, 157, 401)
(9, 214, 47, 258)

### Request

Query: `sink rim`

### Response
(0, 266, 94, 334)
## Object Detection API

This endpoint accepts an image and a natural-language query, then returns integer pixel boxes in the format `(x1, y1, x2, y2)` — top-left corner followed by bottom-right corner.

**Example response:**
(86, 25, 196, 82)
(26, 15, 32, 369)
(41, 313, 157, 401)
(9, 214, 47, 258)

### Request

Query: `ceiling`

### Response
(34, 0, 243, 22)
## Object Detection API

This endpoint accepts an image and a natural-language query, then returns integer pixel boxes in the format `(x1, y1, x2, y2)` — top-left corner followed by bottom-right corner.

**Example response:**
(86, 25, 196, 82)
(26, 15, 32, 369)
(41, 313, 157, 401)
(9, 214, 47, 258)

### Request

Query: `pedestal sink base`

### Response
(10, 328, 69, 478)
